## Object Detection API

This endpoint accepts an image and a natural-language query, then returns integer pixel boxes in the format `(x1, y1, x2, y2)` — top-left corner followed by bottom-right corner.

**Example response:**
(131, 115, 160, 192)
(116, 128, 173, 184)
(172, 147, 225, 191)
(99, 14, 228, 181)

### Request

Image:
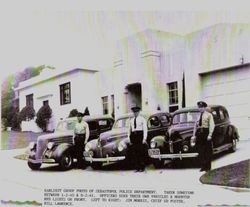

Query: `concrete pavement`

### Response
(0, 140, 250, 206)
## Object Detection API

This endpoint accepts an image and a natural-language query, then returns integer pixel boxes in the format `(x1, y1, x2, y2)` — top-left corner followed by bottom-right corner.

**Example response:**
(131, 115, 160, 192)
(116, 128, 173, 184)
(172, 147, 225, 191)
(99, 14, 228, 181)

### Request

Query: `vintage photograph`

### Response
(1, 1, 250, 206)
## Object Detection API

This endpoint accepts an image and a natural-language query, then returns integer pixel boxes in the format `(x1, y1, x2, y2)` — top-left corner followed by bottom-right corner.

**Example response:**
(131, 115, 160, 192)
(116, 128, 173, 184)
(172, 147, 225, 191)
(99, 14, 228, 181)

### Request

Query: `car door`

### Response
(217, 107, 229, 146)
(211, 108, 225, 147)
(87, 120, 99, 141)
(220, 108, 231, 144)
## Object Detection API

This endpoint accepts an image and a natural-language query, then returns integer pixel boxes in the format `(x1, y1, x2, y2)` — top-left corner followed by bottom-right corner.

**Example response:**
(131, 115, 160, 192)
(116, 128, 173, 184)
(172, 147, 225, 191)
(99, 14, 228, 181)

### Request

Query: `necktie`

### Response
(199, 112, 203, 126)
(134, 117, 137, 129)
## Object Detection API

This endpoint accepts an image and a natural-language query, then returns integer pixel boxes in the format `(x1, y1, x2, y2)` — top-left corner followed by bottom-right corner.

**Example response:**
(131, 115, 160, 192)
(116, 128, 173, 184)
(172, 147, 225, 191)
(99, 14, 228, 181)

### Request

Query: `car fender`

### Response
(150, 135, 166, 148)
(51, 143, 74, 161)
(227, 125, 240, 140)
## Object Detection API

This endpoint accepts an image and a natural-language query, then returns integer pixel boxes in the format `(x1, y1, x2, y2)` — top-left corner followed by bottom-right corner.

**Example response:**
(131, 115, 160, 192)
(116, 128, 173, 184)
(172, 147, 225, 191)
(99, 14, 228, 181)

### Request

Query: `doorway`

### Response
(125, 83, 142, 113)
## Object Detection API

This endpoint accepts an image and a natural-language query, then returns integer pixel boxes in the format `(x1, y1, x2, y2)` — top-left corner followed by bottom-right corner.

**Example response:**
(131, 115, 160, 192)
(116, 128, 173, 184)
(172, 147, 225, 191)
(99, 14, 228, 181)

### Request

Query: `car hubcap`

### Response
(63, 156, 71, 167)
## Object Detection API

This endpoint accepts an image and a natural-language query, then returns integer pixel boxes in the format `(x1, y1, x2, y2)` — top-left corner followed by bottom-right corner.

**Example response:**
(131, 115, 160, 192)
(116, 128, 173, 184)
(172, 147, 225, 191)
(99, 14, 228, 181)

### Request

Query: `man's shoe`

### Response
(200, 168, 205, 172)
(139, 167, 145, 172)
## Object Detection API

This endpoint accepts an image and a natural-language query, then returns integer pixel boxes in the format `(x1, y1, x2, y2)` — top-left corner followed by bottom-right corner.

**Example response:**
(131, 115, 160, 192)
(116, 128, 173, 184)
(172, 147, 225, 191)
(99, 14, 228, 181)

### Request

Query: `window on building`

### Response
(26, 94, 34, 107)
(43, 100, 49, 106)
(168, 82, 178, 112)
(60, 82, 71, 105)
(102, 96, 108, 115)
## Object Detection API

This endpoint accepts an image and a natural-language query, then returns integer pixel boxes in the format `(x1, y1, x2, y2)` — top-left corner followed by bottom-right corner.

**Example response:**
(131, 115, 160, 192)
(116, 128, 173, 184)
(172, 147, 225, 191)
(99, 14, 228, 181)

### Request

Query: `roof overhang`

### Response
(199, 62, 250, 76)
(14, 68, 98, 91)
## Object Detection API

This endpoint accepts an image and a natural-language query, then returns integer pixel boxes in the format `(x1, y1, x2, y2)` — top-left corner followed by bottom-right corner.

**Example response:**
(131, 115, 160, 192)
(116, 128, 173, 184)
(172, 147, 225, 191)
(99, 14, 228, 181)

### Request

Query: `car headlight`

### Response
(85, 143, 91, 152)
(118, 142, 127, 152)
(28, 142, 36, 150)
(47, 142, 55, 150)
(190, 136, 196, 147)
(183, 145, 189, 152)
(150, 141, 156, 149)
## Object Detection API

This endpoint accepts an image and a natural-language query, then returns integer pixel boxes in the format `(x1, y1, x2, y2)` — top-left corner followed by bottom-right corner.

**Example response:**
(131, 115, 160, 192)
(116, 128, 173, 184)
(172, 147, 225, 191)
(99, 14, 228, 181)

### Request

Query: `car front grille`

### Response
(50, 136, 73, 145)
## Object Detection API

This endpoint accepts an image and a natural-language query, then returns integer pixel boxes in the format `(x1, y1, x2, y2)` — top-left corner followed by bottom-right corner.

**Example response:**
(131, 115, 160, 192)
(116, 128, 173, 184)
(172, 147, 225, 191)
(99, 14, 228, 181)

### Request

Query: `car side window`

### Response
(87, 121, 98, 131)
(211, 110, 220, 124)
(223, 109, 229, 120)
(160, 115, 170, 126)
(219, 109, 225, 121)
(148, 116, 161, 128)
(98, 119, 111, 130)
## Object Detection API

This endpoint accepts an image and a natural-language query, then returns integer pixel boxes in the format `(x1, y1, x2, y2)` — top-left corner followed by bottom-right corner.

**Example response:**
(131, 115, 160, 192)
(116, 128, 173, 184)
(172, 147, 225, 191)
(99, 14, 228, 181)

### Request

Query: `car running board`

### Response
(213, 143, 232, 154)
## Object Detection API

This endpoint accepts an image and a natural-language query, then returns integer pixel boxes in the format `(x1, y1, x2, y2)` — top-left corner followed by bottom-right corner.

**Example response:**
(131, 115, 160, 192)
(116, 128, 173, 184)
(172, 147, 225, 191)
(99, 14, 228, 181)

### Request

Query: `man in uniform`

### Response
(74, 112, 90, 168)
(128, 106, 148, 172)
(196, 101, 215, 172)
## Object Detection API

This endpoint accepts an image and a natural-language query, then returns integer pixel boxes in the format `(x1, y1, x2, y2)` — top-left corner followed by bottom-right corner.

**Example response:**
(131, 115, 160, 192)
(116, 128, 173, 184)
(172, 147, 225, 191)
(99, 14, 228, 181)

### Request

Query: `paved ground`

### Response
(0, 140, 250, 207)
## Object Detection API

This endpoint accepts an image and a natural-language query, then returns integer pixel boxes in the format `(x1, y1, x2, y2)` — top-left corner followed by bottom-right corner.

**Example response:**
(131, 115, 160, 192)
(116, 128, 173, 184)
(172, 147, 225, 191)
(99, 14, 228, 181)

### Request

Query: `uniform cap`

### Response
(77, 112, 84, 117)
(197, 101, 208, 108)
(131, 106, 141, 112)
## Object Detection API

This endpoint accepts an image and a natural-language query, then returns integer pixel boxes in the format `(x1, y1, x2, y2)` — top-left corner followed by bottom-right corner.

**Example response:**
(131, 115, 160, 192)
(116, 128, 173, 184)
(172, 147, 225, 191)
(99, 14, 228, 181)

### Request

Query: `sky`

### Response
(0, 0, 250, 81)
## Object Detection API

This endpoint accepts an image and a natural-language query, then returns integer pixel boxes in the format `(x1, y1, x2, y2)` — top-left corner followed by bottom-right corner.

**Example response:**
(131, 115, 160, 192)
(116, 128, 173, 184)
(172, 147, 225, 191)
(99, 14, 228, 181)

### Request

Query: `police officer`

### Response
(74, 112, 90, 168)
(128, 106, 148, 172)
(196, 101, 215, 172)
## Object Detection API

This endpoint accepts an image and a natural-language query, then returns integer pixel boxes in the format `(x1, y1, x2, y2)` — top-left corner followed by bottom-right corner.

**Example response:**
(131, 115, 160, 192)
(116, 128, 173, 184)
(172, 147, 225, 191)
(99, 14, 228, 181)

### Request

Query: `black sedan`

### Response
(148, 105, 239, 168)
(84, 112, 171, 169)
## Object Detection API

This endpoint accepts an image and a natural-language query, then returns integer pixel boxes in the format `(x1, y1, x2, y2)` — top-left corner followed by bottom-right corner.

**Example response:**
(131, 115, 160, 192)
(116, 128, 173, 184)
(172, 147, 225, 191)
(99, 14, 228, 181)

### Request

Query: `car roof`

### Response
(172, 105, 226, 115)
(115, 111, 171, 120)
(61, 115, 113, 122)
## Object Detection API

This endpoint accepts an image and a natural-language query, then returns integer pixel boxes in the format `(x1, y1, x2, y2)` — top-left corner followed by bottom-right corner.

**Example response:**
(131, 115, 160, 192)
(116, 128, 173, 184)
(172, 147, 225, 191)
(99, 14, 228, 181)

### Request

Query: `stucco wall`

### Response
(17, 69, 101, 131)
(185, 23, 250, 106)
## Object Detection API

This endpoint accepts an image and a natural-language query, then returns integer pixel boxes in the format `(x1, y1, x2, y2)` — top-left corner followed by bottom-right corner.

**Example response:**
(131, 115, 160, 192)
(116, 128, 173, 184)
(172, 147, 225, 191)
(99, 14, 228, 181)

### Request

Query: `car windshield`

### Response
(56, 120, 76, 132)
(113, 117, 130, 129)
(172, 111, 200, 125)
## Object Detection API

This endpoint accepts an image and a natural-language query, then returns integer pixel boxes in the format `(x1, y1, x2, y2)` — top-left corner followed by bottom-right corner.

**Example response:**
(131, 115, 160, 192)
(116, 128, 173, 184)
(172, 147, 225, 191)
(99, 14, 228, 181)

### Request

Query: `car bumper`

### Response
(84, 155, 126, 163)
(28, 158, 56, 164)
(148, 149, 198, 160)
(27, 148, 56, 164)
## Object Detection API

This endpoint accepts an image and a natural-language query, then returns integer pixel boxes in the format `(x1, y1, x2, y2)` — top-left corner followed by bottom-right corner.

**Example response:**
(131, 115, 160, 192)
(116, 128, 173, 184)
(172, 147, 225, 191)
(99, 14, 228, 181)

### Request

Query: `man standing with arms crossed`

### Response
(74, 112, 90, 169)
(128, 106, 148, 172)
(196, 101, 215, 172)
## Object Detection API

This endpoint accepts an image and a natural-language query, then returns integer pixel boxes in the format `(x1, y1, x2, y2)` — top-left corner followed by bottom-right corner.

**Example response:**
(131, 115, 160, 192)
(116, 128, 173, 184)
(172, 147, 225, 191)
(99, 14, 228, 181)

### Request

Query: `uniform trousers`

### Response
(130, 131, 145, 170)
(74, 134, 86, 167)
(196, 128, 212, 170)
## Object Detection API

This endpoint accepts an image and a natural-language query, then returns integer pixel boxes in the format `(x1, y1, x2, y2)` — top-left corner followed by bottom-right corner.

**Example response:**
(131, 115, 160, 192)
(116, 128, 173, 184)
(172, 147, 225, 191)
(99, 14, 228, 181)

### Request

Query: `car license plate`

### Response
(148, 149, 160, 156)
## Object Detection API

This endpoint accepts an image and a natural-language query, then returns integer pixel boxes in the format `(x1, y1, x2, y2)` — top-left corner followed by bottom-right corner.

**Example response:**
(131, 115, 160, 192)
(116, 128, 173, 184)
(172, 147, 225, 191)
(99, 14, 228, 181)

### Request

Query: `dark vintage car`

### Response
(83, 112, 171, 169)
(148, 105, 239, 168)
(26, 115, 114, 170)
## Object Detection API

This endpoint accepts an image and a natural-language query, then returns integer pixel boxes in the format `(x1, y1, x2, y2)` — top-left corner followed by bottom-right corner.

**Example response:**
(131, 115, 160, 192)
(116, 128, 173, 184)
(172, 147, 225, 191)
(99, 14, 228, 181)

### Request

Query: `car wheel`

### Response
(28, 161, 41, 170)
(90, 162, 102, 170)
(153, 159, 165, 169)
(59, 152, 73, 170)
(229, 137, 237, 153)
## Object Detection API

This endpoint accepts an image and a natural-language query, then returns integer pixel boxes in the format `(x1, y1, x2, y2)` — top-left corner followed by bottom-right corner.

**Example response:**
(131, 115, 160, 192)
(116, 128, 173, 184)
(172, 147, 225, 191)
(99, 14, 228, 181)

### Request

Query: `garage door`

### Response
(200, 66, 250, 140)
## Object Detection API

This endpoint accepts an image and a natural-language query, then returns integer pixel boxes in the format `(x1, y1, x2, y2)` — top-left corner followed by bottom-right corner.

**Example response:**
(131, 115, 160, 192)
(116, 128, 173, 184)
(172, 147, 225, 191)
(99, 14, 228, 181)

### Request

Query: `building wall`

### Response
(18, 69, 101, 131)
(185, 23, 250, 106)
(184, 23, 250, 139)
(16, 24, 250, 138)
(112, 29, 186, 117)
